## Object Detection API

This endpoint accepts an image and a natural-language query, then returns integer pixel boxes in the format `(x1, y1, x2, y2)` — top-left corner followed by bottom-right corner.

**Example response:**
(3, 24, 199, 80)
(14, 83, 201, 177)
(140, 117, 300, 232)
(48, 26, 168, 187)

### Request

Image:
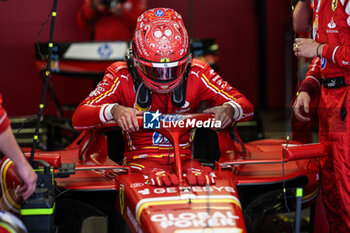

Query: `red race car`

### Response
(0, 113, 326, 233)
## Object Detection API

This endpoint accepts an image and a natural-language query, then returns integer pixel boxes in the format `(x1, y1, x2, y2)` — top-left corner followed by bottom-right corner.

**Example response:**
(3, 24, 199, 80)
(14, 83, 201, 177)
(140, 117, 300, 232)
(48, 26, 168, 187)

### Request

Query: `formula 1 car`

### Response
(0, 113, 326, 233)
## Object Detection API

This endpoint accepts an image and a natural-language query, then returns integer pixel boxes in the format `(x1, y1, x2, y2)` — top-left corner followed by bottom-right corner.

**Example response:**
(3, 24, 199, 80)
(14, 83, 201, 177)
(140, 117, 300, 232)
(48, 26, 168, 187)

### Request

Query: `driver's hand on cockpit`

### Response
(294, 91, 311, 122)
(203, 104, 234, 130)
(111, 105, 141, 132)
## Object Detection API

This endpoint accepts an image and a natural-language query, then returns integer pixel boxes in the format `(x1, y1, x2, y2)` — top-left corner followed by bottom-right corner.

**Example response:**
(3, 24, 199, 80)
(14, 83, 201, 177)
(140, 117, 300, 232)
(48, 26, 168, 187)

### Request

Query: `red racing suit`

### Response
(0, 94, 10, 134)
(299, 0, 350, 231)
(73, 59, 254, 165)
(76, 0, 146, 41)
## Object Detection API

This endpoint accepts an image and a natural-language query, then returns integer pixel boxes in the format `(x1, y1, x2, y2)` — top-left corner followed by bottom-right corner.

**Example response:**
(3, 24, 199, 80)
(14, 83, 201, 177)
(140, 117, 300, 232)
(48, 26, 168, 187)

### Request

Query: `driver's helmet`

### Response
(0, 211, 28, 233)
(133, 8, 191, 94)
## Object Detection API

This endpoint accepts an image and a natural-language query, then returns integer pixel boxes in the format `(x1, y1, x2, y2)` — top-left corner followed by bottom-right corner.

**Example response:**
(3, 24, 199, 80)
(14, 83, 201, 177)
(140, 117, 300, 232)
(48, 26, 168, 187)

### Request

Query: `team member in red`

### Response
(76, 0, 146, 41)
(293, 0, 350, 231)
(0, 94, 37, 200)
(73, 8, 254, 186)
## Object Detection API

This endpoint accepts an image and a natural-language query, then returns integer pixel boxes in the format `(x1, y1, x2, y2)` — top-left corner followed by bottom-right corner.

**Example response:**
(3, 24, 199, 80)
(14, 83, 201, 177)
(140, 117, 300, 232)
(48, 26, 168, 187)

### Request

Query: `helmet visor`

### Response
(136, 56, 190, 82)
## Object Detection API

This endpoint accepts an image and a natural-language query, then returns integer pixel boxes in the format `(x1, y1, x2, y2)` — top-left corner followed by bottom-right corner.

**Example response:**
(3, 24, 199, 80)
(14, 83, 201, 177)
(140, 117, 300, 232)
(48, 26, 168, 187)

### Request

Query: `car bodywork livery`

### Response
(0, 113, 326, 233)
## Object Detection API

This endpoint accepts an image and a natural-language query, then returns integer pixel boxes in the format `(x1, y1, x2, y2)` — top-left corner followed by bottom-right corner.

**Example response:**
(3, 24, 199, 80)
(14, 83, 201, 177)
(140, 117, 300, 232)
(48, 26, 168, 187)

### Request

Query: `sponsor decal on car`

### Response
(135, 195, 242, 223)
(151, 211, 240, 229)
(137, 186, 235, 195)
(130, 183, 145, 188)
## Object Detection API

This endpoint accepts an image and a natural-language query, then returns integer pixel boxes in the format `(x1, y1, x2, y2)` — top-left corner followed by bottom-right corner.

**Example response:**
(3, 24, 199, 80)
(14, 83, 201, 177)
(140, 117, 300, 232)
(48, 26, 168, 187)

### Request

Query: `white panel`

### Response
(63, 42, 128, 61)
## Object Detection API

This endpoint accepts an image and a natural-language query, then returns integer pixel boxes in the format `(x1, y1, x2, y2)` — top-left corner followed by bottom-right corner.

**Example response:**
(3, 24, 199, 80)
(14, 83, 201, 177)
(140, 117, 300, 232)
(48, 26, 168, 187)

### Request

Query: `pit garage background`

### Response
(0, 1, 328, 232)
(0, 0, 293, 116)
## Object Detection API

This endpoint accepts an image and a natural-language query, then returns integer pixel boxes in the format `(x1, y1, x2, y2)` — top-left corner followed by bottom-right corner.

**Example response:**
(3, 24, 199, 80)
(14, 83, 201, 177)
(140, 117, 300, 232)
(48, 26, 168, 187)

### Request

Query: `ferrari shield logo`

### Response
(119, 185, 125, 216)
(160, 58, 170, 63)
(332, 0, 337, 11)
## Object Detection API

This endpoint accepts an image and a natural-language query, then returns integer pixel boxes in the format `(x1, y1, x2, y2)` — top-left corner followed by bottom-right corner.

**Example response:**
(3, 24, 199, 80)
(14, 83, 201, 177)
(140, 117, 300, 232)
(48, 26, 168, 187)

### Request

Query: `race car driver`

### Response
(73, 8, 254, 187)
(293, 0, 350, 232)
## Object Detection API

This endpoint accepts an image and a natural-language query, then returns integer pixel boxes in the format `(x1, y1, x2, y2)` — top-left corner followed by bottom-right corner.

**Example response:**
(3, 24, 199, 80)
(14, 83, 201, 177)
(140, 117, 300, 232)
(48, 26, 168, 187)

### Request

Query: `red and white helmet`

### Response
(133, 8, 191, 94)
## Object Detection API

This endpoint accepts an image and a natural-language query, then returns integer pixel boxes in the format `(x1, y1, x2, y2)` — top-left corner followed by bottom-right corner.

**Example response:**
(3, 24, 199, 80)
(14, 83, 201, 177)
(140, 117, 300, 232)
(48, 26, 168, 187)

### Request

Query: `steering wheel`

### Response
(96, 113, 216, 182)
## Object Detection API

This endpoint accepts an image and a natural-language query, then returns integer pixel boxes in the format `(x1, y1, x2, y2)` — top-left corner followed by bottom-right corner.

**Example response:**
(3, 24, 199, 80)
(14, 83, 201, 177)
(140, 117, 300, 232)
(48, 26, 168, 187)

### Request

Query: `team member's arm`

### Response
(293, 37, 350, 70)
(320, 0, 350, 68)
(0, 97, 37, 200)
(293, 1, 350, 69)
(298, 57, 322, 96)
(320, 43, 350, 69)
(293, 0, 312, 33)
(294, 57, 322, 121)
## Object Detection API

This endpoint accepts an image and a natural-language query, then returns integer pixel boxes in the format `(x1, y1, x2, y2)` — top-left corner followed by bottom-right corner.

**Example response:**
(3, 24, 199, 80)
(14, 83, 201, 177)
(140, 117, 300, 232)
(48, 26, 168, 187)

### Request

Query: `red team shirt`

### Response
(300, 0, 350, 94)
(0, 94, 10, 134)
(73, 59, 254, 162)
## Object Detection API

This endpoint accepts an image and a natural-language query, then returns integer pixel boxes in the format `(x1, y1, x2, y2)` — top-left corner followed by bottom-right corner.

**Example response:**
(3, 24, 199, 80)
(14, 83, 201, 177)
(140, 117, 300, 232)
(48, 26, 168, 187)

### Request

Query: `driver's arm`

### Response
(194, 60, 254, 125)
(203, 104, 235, 129)
(110, 104, 140, 132)
(72, 62, 135, 130)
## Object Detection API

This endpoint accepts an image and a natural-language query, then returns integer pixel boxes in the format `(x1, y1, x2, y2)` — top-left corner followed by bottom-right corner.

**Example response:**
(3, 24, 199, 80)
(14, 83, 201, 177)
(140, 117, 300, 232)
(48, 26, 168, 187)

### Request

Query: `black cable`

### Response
(15, 80, 55, 141)
(10, 2, 53, 151)
(282, 135, 295, 233)
(231, 122, 246, 155)
(80, 129, 93, 160)
(280, 1, 297, 232)
(14, 116, 36, 138)
(36, 10, 52, 67)
(55, 187, 71, 199)
(280, 1, 307, 232)
(30, 0, 58, 164)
